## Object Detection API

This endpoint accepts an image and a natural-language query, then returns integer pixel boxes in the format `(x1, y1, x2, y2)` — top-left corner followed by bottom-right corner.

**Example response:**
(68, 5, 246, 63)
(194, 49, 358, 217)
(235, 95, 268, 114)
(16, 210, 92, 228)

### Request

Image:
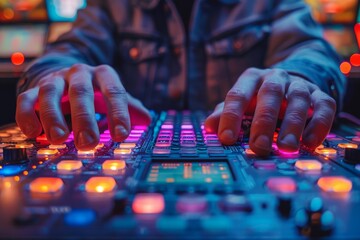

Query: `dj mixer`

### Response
(1, 110, 360, 239)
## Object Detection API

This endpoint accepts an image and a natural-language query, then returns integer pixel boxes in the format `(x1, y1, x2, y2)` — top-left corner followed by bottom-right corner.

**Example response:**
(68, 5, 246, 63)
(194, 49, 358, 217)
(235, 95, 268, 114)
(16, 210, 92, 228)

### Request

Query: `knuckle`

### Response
(256, 107, 278, 123)
(17, 91, 32, 103)
(69, 63, 88, 73)
(95, 64, 114, 74)
(288, 87, 310, 101)
(286, 111, 306, 126)
(103, 85, 127, 99)
(271, 69, 289, 79)
(320, 96, 336, 109)
(226, 89, 248, 103)
(244, 67, 261, 76)
(38, 83, 58, 98)
(69, 83, 93, 97)
(260, 81, 284, 97)
(72, 111, 94, 123)
(221, 110, 242, 121)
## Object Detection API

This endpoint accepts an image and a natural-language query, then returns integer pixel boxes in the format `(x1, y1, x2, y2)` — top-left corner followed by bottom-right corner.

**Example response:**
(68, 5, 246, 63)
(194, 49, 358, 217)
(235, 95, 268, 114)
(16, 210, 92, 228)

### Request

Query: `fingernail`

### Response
(254, 135, 271, 151)
(280, 134, 298, 147)
(220, 129, 235, 141)
(303, 133, 318, 147)
(114, 125, 128, 138)
(77, 131, 95, 148)
(50, 126, 66, 140)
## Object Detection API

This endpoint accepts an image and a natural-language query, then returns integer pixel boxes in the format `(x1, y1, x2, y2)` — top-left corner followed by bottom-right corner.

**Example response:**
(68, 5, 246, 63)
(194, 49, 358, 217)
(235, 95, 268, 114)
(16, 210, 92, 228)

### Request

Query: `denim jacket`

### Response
(18, 0, 346, 111)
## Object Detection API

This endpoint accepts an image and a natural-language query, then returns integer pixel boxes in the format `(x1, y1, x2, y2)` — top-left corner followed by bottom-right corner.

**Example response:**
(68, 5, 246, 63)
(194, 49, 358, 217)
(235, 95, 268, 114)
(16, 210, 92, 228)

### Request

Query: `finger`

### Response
(277, 81, 311, 152)
(302, 89, 336, 149)
(66, 64, 99, 150)
(249, 70, 289, 156)
(218, 68, 264, 145)
(204, 102, 224, 134)
(127, 93, 152, 126)
(37, 75, 70, 143)
(93, 65, 130, 142)
(16, 87, 43, 138)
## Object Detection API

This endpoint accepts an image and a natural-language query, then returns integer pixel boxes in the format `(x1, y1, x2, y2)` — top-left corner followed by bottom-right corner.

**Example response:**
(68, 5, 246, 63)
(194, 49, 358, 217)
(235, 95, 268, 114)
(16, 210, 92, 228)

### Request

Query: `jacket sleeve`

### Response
(265, 0, 346, 111)
(17, 0, 116, 94)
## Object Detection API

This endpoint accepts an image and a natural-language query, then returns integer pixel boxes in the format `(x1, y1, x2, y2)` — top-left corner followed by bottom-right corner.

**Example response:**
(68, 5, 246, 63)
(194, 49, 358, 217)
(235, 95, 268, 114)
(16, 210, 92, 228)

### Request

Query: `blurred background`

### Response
(0, 0, 359, 125)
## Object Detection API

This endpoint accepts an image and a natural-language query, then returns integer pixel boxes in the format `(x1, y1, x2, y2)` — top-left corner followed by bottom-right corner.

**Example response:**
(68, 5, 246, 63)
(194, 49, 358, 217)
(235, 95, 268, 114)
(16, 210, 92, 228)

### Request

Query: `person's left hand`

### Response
(204, 68, 336, 156)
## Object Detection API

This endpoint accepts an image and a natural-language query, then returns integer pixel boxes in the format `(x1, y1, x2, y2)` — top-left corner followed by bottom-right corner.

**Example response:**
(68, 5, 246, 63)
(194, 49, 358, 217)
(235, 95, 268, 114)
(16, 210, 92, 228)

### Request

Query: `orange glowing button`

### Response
(132, 193, 165, 214)
(37, 148, 59, 156)
(295, 160, 322, 171)
(15, 143, 33, 148)
(102, 160, 126, 171)
(77, 149, 95, 157)
(266, 177, 297, 193)
(119, 143, 136, 149)
(114, 148, 132, 155)
(95, 143, 104, 149)
(29, 177, 64, 193)
(337, 143, 358, 149)
(317, 176, 352, 193)
(49, 144, 67, 149)
(57, 160, 83, 171)
(315, 148, 337, 156)
(245, 148, 256, 155)
(85, 177, 116, 193)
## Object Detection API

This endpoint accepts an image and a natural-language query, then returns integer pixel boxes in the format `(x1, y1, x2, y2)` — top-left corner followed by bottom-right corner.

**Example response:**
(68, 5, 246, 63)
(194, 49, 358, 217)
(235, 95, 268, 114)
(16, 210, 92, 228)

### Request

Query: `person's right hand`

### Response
(16, 64, 151, 150)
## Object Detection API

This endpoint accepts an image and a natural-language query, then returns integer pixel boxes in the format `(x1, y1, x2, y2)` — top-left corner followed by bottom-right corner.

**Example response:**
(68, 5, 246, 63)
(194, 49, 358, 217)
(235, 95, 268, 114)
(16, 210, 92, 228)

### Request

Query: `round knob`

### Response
(344, 147, 360, 164)
(2, 146, 28, 164)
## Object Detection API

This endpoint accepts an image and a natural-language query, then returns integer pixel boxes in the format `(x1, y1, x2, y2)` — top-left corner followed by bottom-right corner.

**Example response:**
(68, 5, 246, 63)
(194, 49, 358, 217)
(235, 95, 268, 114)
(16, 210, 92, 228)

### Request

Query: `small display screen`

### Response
(46, 0, 86, 22)
(146, 161, 234, 184)
(0, 0, 47, 22)
(305, 0, 358, 24)
(0, 25, 46, 58)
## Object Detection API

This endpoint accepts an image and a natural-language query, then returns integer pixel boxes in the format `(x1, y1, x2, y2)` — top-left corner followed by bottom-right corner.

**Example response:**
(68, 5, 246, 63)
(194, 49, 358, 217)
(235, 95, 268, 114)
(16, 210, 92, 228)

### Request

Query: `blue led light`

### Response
(64, 209, 96, 226)
(0, 165, 26, 176)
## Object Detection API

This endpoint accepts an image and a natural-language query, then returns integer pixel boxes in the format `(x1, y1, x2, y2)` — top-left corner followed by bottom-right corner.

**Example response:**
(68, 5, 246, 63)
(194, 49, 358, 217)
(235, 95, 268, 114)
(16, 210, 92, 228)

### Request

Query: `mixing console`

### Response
(1, 110, 360, 239)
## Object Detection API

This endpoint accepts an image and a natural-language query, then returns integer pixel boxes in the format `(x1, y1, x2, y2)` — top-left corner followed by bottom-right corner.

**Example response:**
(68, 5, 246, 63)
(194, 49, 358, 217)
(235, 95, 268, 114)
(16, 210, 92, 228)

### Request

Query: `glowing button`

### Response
(77, 149, 95, 157)
(266, 177, 296, 193)
(132, 193, 165, 214)
(85, 177, 116, 193)
(29, 177, 64, 193)
(114, 148, 132, 155)
(102, 160, 126, 171)
(295, 160, 322, 171)
(317, 176, 352, 193)
(49, 144, 67, 149)
(57, 160, 83, 171)
(119, 143, 136, 149)
(37, 148, 59, 156)
(337, 143, 358, 149)
(15, 143, 34, 148)
(315, 148, 337, 156)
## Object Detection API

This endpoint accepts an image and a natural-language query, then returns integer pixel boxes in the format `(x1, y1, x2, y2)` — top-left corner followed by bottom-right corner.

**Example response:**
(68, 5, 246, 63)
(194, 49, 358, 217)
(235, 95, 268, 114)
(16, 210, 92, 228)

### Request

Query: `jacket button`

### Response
(129, 47, 140, 59)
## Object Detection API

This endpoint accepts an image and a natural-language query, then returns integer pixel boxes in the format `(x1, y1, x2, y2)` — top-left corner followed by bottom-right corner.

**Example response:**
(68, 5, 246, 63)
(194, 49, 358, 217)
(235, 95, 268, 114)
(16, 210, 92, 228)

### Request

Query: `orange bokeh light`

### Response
(29, 177, 64, 193)
(340, 61, 351, 74)
(317, 176, 352, 193)
(11, 52, 25, 66)
(132, 193, 165, 214)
